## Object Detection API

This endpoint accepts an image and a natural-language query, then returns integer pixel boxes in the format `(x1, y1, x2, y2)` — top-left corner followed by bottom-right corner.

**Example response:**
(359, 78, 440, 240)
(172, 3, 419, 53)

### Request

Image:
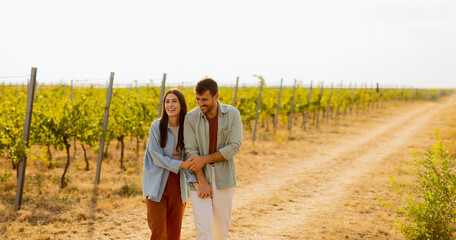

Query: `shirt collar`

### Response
(199, 101, 228, 118)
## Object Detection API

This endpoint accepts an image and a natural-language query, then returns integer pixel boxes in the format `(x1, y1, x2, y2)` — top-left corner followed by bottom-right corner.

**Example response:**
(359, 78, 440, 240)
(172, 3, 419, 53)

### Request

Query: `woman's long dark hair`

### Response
(159, 89, 187, 151)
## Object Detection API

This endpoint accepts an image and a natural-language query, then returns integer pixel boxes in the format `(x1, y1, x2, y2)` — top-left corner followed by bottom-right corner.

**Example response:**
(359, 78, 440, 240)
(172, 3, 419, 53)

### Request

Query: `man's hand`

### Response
(193, 182, 212, 198)
(186, 155, 208, 172)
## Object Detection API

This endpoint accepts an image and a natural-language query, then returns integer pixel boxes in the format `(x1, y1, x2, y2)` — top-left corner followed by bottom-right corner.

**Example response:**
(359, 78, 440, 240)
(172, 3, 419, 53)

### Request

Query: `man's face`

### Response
(195, 90, 219, 114)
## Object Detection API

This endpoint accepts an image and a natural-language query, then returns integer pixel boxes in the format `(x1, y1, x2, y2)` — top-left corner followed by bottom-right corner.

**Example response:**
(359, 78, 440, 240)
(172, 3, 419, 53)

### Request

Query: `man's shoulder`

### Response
(187, 107, 201, 115)
(220, 102, 240, 115)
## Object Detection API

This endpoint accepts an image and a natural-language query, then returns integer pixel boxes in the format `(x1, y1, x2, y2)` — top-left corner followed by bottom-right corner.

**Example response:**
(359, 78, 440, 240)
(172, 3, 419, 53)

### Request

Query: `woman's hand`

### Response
(193, 182, 212, 198)
(180, 161, 189, 169)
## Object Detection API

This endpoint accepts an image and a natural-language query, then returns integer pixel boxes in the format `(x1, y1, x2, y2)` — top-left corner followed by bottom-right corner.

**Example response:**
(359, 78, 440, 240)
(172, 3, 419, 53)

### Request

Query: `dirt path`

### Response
(226, 96, 455, 239)
(42, 95, 454, 240)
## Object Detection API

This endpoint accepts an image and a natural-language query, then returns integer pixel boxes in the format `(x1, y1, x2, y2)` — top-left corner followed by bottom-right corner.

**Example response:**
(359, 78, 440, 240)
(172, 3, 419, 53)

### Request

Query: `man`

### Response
(183, 77, 243, 240)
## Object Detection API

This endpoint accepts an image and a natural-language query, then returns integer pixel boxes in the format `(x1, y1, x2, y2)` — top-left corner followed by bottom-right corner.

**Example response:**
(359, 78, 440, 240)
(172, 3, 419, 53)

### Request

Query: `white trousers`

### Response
(190, 166, 235, 240)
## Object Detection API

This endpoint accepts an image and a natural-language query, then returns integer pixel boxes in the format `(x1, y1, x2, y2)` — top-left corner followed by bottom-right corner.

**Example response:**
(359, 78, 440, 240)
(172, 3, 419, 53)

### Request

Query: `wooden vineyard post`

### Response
(325, 82, 333, 123)
(94, 72, 114, 185)
(372, 84, 379, 110)
(356, 85, 361, 114)
(71, 80, 77, 157)
(366, 84, 371, 113)
(366, 84, 370, 112)
(373, 86, 375, 110)
(157, 73, 167, 119)
(361, 84, 366, 113)
(315, 82, 324, 128)
(232, 76, 239, 107)
(335, 82, 342, 123)
(379, 85, 383, 109)
(376, 83, 380, 110)
(393, 86, 397, 101)
(351, 83, 356, 116)
(70, 79, 74, 102)
(343, 82, 351, 118)
(402, 87, 405, 102)
(372, 83, 376, 110)
(252, 77, 264, 143)
(274, 78, 283, 130)
(15, 67, 37, 210)
(369, 83, 374, 112)
(288, 79, 297, 134)
(369, 85, 372, 110)
(371, 83, 375, 111)
(303, 81, 312, 130)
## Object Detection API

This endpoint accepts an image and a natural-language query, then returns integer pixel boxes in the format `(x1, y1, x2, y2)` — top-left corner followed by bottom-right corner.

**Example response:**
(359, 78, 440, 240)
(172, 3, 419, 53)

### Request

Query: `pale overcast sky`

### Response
(1, 0, 455, 88)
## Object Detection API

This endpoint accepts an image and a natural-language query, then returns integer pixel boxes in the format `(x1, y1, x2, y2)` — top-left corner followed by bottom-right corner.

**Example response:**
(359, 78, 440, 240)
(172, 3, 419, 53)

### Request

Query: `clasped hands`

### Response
(180, 155, 207, 172)
(180, 155, 212, 198)
(192, 182, 212, 199)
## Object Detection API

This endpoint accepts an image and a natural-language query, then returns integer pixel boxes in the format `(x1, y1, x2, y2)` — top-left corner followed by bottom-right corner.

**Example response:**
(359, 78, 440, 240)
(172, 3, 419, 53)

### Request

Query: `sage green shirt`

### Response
(184, 101, 243, 189)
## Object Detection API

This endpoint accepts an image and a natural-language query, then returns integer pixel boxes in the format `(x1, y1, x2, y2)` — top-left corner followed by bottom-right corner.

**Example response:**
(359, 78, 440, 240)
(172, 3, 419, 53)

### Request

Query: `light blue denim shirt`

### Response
(142, 120, 194, 203)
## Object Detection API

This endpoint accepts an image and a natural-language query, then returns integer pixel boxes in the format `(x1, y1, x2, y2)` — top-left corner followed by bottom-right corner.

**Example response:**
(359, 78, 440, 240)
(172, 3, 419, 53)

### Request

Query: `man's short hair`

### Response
(195, 77, 218, 96)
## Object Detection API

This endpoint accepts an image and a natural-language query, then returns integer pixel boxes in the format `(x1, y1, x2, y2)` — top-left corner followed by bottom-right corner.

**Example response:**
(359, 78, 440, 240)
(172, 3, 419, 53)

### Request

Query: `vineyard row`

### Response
(1, 73, 452, 207)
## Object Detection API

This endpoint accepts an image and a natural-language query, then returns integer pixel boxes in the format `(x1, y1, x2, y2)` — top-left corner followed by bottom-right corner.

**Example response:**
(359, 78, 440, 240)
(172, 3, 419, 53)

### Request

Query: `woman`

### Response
(142, 89, 191, 240)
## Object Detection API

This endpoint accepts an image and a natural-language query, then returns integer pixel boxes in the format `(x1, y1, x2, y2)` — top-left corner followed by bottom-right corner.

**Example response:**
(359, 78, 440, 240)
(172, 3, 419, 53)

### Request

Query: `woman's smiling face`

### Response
(164, 93, 181, 118)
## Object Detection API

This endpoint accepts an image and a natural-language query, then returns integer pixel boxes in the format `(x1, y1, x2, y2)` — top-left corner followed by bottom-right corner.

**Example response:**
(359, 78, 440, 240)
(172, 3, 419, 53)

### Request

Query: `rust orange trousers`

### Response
(146, 172, 186, 240)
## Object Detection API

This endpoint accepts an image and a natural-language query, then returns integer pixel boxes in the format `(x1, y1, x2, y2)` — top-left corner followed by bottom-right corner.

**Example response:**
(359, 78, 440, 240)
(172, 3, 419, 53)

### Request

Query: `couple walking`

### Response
(142, 77, 243, 240)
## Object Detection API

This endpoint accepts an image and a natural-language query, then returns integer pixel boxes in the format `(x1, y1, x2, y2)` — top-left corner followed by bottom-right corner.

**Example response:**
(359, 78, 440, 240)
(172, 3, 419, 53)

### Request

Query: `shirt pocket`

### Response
(219, 127, 230, 147)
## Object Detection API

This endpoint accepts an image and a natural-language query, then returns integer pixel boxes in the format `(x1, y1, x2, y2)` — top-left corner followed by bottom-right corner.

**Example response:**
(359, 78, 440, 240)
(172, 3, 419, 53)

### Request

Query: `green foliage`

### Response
(387, 133, 456, 239)
(0, 93, 30, 169)
(120, 181, 140, 197)
(72, 94, 103, 148)
(236, 88, 260, 123)
(1, 167, 12, 183)
(0, 83, 452, 186)
(31, 173, 48, 192)
(125, 167, 136, 175)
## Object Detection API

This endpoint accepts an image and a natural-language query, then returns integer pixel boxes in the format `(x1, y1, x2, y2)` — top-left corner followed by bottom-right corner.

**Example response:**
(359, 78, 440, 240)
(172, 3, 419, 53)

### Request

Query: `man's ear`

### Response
(214, 92, 219, 101)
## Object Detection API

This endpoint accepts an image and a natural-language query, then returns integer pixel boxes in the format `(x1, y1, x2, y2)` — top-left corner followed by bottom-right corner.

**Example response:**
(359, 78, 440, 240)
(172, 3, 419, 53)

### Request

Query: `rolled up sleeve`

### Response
(218, 108, 243, 160)
(183, 168, 197, 183)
